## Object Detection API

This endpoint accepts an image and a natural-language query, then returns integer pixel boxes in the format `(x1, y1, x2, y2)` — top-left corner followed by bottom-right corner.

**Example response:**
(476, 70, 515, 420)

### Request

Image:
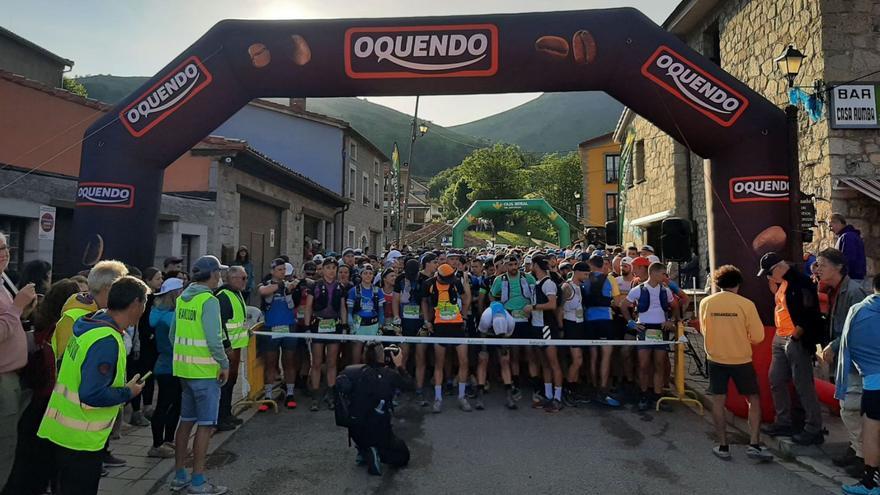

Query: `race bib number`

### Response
(645, 329, 663, 342)
(437, 303, 459, 321)
(511, 309, 527, 321)
(296, 308, 306, 320)
(318, 318, 337, 333)
(575, 308, 584, 320)
(403, 304, 420, 319)
(361, 300, 374, 312)
(270, 325, 288, 334)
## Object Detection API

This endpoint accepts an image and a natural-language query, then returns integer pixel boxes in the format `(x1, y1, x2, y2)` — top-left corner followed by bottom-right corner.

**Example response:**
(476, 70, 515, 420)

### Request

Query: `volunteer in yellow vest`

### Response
(757, 252, 825, 446)
(37, 276, 148, 495)
(421, 263, 470, 414)
(215, 265, 248, 431)
(53, 260, 129, 361)
(170, 255, 230, 495)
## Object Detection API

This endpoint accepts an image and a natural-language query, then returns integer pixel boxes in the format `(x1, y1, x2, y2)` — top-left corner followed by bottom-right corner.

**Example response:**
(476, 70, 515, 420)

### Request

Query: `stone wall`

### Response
(214, 160, 339, 270)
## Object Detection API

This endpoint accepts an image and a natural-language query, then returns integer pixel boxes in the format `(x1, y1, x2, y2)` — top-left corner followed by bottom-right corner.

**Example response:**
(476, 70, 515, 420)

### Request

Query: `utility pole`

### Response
(399, 95, 423, 248)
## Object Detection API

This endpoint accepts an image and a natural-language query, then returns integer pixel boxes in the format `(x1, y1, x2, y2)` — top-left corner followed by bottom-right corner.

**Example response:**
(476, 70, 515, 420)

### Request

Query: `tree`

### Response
(427, 167, 460, 199)
(528, 152, 583, 236)
(457, 143, 528, 201)
(62, 77, 88, 98)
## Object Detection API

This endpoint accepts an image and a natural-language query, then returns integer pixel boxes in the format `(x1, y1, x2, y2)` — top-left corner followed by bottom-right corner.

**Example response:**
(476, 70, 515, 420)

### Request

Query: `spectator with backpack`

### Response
(335, 342, 412, 476)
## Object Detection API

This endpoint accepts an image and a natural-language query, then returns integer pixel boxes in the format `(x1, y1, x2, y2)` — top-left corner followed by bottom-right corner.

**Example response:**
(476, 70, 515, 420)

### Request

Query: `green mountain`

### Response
(75, 75, 149, 106)
(303, 97, 487, 176)
(450, 92, 624, 152)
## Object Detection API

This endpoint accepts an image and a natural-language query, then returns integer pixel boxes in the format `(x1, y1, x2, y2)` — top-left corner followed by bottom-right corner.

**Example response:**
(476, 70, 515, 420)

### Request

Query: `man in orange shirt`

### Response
(758, 252, 825, 446)
(700, 265, 771, 461)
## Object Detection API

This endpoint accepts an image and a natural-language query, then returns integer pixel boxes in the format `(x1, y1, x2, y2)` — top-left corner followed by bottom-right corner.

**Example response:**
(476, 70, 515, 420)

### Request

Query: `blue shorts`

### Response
(257, 324, 299, 353)
(179, 378, 221, 426)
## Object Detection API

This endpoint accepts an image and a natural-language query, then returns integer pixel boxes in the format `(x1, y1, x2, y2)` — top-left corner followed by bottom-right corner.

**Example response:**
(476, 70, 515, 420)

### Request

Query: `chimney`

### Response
(289, 98, 306, 111)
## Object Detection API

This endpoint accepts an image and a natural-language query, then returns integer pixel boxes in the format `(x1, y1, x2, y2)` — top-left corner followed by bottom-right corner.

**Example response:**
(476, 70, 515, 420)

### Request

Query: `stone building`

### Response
(614, 0, 880, 284)
(0, 26, 72, 88)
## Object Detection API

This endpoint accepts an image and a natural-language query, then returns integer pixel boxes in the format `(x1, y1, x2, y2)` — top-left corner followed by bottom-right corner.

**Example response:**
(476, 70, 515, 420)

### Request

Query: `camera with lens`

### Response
(383, 344, 401, 366)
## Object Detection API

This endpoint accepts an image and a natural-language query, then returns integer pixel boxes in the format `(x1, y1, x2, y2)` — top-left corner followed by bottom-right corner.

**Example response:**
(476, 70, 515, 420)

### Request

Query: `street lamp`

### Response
(574, 191, 582, 222)
(774, 43, 806, 261)
(418, 122, 429, 136)
(774, 44, 805, 88)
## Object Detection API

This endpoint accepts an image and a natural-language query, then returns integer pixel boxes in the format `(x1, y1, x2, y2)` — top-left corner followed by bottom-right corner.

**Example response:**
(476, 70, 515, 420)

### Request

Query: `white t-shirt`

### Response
(531, 278, 558, 327)
(616, 275, 635, 294)
(625, 283, 673, 324)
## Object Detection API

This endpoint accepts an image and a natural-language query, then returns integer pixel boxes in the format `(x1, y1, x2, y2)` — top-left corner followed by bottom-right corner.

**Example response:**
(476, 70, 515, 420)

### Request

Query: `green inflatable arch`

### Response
(452, 199, 571, 248)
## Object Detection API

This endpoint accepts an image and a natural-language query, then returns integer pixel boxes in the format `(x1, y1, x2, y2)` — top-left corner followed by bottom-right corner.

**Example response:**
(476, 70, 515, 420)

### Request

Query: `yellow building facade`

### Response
(577, 132, 621, 229)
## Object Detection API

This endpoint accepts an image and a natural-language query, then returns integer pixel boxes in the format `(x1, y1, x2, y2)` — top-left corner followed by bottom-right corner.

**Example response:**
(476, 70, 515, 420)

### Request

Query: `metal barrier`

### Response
(656, 322, 704, 414)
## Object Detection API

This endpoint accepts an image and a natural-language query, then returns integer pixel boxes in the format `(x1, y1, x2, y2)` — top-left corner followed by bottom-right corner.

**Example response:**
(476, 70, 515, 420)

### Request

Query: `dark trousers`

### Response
(150, 374, 181, 448)
(1, 396, 54, 495)
(53, 444, 103, 495)
(350, 426, 410, 468)
(219, 348, 241, 420)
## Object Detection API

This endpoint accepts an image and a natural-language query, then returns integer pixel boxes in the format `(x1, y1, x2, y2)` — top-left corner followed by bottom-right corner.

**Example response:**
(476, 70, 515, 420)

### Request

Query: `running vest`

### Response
(534, 276, 559, 327)
(263, 281, 295, 327)
(427, 279, 463, 324)
(352, 285, 380, 316)
(313, 280, 343, 317)
(173, 292, 221, 379)
(499, 273, 532, 304)
(636, 283, 670, 313)
(583, 273, 613, 308)
(51, 307, 92, 357)
(774, 280, 796, 337)
(217, 288, 248, 349)
(563, 281, 584, 322)
(38, 325, 125, 452)
(398, 277, 422, 320)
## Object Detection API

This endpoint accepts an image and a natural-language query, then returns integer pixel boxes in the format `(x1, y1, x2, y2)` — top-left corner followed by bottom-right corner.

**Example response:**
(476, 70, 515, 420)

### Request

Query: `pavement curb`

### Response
(685, 378, 850, 495)
(144, 406, 259, 495)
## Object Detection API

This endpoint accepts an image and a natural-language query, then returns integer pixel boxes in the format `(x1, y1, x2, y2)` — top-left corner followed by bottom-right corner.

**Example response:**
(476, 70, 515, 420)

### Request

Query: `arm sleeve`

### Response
(201, 297, 229, 370)
(79, 337, 133, 407)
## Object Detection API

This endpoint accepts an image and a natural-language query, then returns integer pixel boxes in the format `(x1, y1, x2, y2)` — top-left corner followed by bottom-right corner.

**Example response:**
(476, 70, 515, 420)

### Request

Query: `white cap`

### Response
(647, 255, 661, 263)
(620, 256, 634, 266)
(285, 262, 295, 276)
(312, 254, 324, 263)
(157, 277, 184, 295)
(641, 245, 655, 253)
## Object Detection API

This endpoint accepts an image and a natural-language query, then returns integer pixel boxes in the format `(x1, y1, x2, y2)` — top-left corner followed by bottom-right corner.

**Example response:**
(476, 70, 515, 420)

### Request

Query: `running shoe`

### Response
(215, 419, 236, 432)
(597, 395, 621, 407)
(415, 389, 428, 407)
(745, 445, 773, 462)
(130, 411, 151, 427)
(355, 450, 366, 466)
(505, 393, 518, 410)
(432, 399, 443, 414)
(842, 482, 880, 495)
(170, 476, 192, 492)
(712, 445, 732, 460)
(148, 445, 175, 458)
(637, 397, 650, 412)
(459, 397, 473, 412)
(101, 468, 109, 478)
(544, 399, 562, 413)
(474, 396, 485, 410)
(257, 402, 271, 413)
(285, 395, 298, 409)
(310, 399, 319, 412)
(324, 391, 335, 410)
(531, 391, 544, 405)
(511, 386, 522, 402)
(229, 416, 243, 425)
(466, 385, 477, 399)
(365, 447, 382, 476)
(187, 482, 228, 494)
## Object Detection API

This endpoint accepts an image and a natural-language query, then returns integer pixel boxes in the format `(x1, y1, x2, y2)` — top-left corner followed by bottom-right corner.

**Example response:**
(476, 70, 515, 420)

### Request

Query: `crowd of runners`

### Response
(250, 243, 687, 417)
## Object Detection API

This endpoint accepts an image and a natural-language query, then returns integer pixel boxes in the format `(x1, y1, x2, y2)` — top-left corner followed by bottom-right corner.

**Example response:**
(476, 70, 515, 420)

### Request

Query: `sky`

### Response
(1, 0, 679, 126)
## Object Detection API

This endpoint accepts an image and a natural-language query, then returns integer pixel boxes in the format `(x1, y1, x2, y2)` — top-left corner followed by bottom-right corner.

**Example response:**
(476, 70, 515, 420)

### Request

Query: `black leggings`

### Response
(150, 374, 181, 448)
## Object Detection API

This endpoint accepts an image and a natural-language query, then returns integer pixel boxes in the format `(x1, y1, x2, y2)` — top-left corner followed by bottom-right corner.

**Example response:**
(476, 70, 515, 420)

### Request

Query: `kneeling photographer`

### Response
(335, 341, 414, 475)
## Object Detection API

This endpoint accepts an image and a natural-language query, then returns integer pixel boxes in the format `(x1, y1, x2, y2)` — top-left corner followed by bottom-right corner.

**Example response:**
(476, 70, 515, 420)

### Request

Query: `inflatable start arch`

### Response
(74, 8, 793, 319)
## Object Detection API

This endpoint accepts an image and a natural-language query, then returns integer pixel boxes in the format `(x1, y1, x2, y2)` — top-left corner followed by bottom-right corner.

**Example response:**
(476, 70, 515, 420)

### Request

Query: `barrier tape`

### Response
(252, 331, 684, 347)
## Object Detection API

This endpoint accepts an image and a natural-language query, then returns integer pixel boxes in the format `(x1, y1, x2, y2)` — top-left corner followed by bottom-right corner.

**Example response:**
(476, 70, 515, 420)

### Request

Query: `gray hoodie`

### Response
(169, 283, 229, 371)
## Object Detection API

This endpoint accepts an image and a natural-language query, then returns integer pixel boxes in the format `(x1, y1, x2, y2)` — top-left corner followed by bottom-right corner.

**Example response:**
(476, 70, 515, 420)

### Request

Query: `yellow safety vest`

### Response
(173, 292, 221, 379)
(217, 288, 248, 349)
(51, 307, 92, 358)
(37, 325, 125, 451)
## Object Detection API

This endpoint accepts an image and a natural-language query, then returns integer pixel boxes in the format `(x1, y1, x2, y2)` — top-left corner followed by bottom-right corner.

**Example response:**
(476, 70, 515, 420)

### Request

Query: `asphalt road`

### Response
(195, 392, 830, 495)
